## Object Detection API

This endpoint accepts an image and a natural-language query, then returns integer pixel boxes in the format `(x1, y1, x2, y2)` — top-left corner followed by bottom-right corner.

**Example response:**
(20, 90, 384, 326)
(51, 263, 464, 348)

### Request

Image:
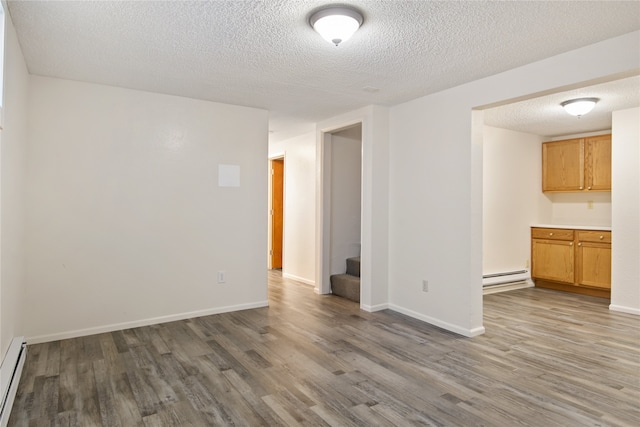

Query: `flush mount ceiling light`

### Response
(561, 97, 599, 117)
(309, 6, 363, 46)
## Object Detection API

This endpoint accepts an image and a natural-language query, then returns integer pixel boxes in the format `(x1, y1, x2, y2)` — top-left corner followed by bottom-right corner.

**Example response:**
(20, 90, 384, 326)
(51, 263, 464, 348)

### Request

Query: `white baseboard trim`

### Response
(388, 304, 485, 337)
(609, 304, 640, 316)
(361, 303, 389, 312)
(282, 272, 315, 286)
(26, 301, 269, 345)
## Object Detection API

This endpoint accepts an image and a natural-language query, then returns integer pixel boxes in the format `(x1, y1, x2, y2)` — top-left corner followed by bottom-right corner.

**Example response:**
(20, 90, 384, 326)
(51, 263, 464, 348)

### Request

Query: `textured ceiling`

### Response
(6, 0, 640, 141)
(484, 75, 640, 138)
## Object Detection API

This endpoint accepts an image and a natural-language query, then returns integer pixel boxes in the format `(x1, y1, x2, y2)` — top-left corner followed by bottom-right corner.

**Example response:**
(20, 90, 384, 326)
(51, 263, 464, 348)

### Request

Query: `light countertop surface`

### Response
(532, 224, 612, 231)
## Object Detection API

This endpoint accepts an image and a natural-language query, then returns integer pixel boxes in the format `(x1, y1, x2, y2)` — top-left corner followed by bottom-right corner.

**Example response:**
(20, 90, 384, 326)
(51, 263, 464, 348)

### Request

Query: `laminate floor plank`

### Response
(8, 271, 640, 426)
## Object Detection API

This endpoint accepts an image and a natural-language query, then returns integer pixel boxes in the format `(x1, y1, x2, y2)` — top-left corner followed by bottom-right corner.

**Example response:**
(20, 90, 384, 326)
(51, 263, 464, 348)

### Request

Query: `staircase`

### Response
(330, 257, 360, 302)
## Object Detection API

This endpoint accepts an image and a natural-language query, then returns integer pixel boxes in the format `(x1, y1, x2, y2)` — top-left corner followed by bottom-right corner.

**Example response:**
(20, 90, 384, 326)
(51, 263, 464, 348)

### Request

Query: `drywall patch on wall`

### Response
(218, 164, 241, 187)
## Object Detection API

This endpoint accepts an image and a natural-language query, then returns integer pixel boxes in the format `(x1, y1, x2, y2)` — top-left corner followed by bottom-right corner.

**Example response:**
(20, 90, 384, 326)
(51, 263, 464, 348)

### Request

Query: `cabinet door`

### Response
(585, 135, 612, 191)
(542, 139, 584, 192)
(532, 239, 574, 283)
(576, 242, 611, 289)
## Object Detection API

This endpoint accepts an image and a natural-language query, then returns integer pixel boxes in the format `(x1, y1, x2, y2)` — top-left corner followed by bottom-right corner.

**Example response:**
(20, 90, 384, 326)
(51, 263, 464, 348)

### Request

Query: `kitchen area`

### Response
(482, 75, 639, 308)
(532, 133, 611, 298)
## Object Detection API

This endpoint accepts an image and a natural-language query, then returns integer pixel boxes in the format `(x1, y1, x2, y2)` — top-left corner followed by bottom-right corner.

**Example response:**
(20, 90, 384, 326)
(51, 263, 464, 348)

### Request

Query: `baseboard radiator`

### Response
(0, 337, 26, 427)
(483, 270, 530, 287)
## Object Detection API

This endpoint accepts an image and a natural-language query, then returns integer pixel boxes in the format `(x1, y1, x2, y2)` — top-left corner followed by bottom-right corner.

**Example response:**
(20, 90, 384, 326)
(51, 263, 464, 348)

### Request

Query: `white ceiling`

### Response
(6, 0, 640, 142)
(484, 75, 640, 138)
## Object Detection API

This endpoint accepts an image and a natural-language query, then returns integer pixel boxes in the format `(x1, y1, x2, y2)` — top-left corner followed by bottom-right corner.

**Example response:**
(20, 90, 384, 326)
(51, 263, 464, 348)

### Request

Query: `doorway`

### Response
(328, 125, 362, 277)
(317, 123, 363, 300)
(270, 158, 284, 269)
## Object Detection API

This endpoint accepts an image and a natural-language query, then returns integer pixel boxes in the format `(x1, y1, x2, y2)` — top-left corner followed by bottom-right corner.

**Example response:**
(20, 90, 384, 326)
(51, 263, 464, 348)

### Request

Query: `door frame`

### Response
(314, 105, 390, 312)
(268, 154, 285, 270)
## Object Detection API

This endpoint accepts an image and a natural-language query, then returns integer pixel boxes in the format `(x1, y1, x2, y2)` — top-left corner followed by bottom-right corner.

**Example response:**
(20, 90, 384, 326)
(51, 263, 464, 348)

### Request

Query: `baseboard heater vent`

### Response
(483, 270, 529, 287)
(0, 337, 26, 427)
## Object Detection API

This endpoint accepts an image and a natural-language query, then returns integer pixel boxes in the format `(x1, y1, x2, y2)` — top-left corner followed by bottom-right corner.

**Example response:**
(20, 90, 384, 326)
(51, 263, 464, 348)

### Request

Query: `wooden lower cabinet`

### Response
(575, 230, 612, 290)
(531, 227, 611, 298)
(531, 238, 574, 283)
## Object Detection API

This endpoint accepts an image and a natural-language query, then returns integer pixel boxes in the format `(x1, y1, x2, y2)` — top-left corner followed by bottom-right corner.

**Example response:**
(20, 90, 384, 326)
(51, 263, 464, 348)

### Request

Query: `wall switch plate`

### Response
(422, 280, 429, 292)
(218, 271, 226, 283)
(587, 200, 594, 210)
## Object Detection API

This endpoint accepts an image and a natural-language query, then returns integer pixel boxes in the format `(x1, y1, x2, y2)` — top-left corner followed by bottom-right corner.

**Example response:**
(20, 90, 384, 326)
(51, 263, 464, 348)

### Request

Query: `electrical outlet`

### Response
(587, 200, 594, 210)
(218, 271, 226, 283)
(422, 280, 429, 292)
(526, 259, 530, 269)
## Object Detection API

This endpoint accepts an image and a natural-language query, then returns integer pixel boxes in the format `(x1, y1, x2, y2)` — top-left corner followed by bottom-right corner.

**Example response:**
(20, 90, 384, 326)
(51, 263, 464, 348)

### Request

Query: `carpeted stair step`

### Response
(346, 257, 360, 277)
(330, 274, 360, 303)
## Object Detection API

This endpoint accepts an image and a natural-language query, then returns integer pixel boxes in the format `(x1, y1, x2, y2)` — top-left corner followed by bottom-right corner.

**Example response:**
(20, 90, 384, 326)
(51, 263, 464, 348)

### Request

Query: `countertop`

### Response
(532, 224, 612, 231)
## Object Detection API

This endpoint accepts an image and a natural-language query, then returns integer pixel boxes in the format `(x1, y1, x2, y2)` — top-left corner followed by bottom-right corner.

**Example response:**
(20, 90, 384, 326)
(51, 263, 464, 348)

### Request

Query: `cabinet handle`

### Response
(549, 232, 554, 236)
(578, 242, 582, 246)
(599, 235, 604, 240)
(579, 186, 584, 190)
(569, 242, 573, 246)
(588, 186, 592, 190)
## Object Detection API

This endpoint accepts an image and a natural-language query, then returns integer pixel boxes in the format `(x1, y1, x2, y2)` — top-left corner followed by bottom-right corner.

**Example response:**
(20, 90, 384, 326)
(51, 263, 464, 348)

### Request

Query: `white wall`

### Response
(389, 31, 640, 337)
(547, 193, 612, 227)
(25, 76, 269, 343)
(268, 131, 316, 285)
(0, 6, 29, 356)
(330, 125, 362, 275)
(611, 107, 640, 315)
(482, 126, 549, 275)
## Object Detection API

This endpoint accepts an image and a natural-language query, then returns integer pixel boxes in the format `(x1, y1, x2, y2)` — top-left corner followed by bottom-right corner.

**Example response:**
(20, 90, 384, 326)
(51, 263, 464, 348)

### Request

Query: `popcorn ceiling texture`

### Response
(7, 0, 640, 140)
(484, 76, 640, 138)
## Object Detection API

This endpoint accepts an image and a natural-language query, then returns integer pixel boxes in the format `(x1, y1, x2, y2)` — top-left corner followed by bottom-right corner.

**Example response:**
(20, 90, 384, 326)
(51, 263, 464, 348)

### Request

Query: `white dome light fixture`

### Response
(310, 6, 363, 46)
(561, 98, 599, 117)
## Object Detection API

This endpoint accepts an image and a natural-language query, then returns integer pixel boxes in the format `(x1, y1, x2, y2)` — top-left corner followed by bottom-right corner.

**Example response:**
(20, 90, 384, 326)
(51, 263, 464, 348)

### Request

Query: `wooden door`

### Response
(542, 138, 584, 192)
(531, 239, 575, 284)
(271, 159, 284, 269)
(584, 135, 612, 191)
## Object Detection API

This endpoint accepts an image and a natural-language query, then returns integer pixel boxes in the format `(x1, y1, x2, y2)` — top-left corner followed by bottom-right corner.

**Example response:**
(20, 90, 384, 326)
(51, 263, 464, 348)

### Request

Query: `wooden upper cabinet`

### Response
(585, 135, 612, 191)
(542, 138, 584, 191)
(542, 134, 611, 193)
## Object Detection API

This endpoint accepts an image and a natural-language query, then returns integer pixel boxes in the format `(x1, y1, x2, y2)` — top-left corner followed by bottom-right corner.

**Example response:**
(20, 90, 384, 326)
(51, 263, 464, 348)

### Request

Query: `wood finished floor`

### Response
(9, 271, 640, 426)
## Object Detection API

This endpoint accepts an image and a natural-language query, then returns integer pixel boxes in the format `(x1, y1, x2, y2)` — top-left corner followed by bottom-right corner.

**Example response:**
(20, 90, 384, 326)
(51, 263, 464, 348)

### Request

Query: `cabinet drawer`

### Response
(531, 228, 574, 241)
(577, 230, 611, 243)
